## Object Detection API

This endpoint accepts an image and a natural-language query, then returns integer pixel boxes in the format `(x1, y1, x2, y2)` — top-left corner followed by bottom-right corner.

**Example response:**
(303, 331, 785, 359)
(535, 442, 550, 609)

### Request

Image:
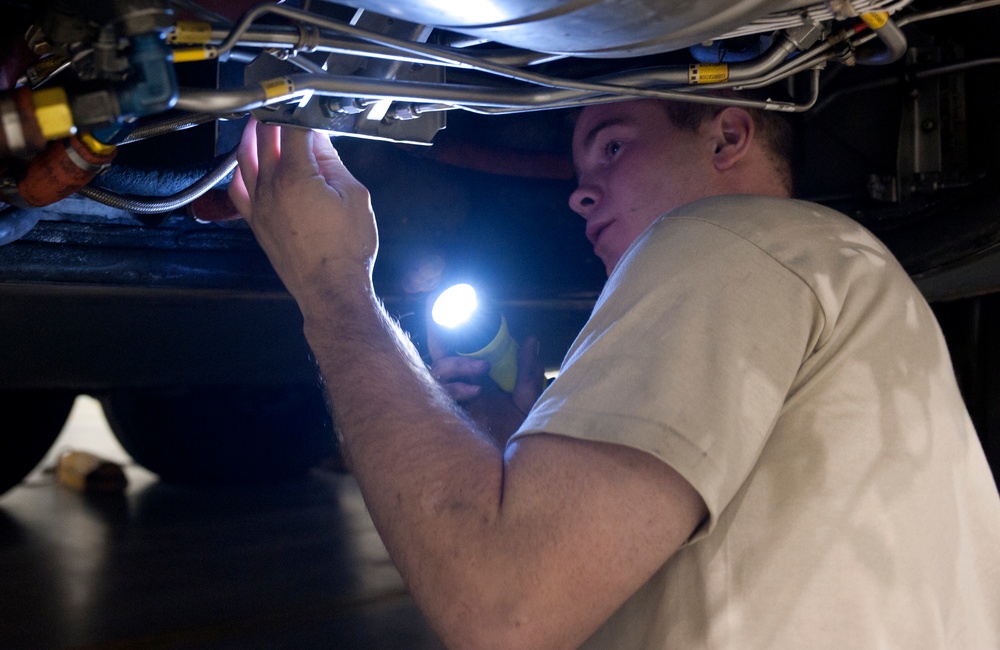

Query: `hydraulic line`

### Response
(203, 25, 558, 68)
(169, 4, 847, 116)
(848, 0, 1000, 54)
(855, 13, 907, 65)
(120, 113, 217, 144)
(175, 65, 819, 116)
(810, 56, 1000, 115)
(204, 4, 754, 92)
(896, 0, 1000, 26)
(78, 148, 238, 214)
(165, 0, 1000, 122)
(713, 0, 914, 40)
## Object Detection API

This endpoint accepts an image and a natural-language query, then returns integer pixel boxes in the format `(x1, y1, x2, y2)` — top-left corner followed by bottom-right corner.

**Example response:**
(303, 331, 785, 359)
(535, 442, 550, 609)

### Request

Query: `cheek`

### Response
(619, 204, 661, 239)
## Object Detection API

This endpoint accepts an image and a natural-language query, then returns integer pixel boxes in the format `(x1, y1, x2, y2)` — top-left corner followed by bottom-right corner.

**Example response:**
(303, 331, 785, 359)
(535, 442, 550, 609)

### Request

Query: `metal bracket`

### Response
(246, 11, 446, 145)
(893, 45, 971, 200)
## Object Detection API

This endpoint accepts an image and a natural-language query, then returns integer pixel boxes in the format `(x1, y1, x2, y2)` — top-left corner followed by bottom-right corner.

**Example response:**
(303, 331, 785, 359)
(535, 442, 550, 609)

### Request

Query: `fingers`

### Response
(310, 132, 361, 191)
(233, 120, 329, 221)
(430, 356, 490, 384)
(277, 126, 355, 188)
(443, 382, 482, 403)
(430, 356, 490, 404)
(227, 161, 251, 218)
(277, 125, 314, 176)
(310, 129, 341, 168)
(234, 118, 260, 213)
(255, 120, 280, 173)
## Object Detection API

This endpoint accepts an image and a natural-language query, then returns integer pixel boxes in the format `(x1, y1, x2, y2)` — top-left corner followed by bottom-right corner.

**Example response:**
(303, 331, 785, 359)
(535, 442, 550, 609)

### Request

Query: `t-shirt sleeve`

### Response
(510, 214, 824, 538)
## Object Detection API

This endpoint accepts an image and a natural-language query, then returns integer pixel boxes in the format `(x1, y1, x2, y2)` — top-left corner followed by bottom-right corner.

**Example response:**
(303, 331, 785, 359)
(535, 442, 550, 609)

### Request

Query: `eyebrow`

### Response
(580, 118, 627, 153)
(573, 117, 629, 178)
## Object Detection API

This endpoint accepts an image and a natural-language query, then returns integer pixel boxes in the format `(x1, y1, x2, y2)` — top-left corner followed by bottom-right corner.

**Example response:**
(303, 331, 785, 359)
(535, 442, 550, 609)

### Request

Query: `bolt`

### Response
(319, 96, 342, 118)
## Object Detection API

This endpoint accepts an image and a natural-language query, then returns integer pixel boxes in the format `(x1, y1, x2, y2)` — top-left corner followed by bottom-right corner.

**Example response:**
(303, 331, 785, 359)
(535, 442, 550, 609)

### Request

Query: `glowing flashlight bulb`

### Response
(432, 283, 479, 329)
(429, 282, 519, 393)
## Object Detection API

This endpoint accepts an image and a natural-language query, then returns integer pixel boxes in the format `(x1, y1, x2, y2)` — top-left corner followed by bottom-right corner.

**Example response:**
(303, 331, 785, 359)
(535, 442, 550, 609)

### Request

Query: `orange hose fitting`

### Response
(17, 135, 116, 207)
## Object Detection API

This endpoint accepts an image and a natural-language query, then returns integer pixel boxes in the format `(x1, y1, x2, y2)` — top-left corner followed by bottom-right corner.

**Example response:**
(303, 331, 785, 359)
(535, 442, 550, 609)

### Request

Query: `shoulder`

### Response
(623, 194, 911, 299)
(652, 195, 886, 260)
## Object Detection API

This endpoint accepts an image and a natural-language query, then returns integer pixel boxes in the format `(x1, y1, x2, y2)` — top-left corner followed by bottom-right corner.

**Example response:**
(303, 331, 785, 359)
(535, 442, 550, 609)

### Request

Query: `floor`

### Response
(0, 397, 445, 649)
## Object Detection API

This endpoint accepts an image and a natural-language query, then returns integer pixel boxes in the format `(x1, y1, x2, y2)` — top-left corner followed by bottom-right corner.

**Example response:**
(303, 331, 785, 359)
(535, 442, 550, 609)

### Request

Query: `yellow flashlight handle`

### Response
(459, 314, 519, 393)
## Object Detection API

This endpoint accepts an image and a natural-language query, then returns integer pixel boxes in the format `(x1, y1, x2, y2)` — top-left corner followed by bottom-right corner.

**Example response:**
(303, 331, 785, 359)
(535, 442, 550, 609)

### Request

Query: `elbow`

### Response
(426, 596, 583, 650)
(436, 624, 573, 650)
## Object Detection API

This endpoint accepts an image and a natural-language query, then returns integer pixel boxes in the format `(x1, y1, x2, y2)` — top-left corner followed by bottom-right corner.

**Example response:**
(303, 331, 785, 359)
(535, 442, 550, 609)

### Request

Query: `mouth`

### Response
(585, 220, 611, 248)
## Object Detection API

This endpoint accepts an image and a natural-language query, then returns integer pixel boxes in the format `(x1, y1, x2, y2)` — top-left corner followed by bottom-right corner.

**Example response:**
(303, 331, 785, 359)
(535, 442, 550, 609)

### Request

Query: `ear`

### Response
(709, 107, 754, 171)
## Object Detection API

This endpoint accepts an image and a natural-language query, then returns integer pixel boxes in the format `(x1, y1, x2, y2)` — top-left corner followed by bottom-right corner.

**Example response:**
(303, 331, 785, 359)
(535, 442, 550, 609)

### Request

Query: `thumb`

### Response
(310, 131, 363, 191)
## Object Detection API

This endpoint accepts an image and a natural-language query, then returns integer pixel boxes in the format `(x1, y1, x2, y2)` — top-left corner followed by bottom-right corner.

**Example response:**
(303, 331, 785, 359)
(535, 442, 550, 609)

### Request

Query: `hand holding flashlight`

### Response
(427, 284, 545, 443)
(430, 283, 520, 393)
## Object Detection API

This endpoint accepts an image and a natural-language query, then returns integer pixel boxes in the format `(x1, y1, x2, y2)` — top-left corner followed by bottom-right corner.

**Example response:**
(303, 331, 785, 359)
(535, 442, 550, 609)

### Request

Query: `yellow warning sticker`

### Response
(688, 64, 729, 85)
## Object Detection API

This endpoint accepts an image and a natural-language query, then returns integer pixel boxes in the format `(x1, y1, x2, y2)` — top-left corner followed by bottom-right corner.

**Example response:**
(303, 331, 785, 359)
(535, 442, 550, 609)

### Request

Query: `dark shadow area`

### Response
(0, 468, 442, 649)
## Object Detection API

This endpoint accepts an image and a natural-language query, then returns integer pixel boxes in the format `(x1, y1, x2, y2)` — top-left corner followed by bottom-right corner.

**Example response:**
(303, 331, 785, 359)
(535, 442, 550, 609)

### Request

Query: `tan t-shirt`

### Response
(513, 195, 1000, 648)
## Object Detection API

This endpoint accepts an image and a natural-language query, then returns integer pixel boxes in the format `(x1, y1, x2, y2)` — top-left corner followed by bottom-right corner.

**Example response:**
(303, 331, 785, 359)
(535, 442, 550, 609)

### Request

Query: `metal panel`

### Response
(334, 0, 798, 57)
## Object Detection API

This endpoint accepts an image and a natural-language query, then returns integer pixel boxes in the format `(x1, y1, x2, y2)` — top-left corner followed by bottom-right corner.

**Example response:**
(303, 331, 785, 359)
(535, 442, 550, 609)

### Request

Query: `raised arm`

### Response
(229, 120, 707, 649)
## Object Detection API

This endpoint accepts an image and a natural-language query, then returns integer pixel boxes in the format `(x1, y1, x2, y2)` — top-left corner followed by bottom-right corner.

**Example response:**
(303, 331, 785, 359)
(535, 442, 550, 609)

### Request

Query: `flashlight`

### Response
(431, 283, 519, 393)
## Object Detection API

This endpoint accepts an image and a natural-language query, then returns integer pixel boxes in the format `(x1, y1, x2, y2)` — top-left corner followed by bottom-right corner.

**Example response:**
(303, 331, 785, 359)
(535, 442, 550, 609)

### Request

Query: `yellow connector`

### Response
(861, 12, 890, 30)
(31, 87, 74, 140)
(80, 132, 116, 156)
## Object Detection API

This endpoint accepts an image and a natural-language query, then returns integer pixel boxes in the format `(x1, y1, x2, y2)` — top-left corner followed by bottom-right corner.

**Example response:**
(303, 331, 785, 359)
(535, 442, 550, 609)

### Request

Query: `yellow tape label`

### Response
(172, 46, 218, 63)
(169, 21, 213, 44)
(861, 12, 890, 29)
(260, 78, 296, 100)
(688, 64, 729, 85)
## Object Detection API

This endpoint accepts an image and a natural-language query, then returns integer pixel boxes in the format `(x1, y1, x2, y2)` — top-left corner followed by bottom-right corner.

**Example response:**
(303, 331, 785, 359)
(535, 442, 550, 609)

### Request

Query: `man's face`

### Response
(569, 100, 715, 275)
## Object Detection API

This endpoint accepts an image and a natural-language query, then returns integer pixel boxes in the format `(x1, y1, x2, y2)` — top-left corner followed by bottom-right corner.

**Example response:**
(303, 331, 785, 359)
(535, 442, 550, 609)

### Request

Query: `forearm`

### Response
(298, 274, 512, 637)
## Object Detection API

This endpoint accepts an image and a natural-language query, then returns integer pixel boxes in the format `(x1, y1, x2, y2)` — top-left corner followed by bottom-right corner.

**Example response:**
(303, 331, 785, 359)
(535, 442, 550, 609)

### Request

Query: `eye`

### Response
(604, 140, 622, 159)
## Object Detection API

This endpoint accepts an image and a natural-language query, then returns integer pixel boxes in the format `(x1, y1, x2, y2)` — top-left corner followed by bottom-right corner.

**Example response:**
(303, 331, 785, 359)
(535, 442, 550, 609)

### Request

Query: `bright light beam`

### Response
(432, 283, 479, 329)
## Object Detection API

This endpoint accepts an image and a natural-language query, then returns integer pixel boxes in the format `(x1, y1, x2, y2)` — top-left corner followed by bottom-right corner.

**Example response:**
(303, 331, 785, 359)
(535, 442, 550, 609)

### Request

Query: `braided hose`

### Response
(78, 148, 238, 215)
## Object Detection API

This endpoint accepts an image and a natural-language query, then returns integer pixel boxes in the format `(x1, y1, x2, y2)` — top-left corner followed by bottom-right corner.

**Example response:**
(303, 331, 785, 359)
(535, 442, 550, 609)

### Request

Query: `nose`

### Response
(568, 181, 601, 218)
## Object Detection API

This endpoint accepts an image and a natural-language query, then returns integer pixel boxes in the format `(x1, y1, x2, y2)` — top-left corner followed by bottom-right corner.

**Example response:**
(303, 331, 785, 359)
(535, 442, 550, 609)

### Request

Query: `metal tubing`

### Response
(214, 25, 562, 68)
(120, 113, 217, 144)
(185, 4, 817, 119)
(176, 62, 822, 117)
(856, 16, 908, 65)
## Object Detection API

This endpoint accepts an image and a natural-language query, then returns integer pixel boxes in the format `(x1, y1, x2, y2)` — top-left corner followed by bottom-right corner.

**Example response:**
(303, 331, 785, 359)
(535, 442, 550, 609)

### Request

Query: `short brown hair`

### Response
(660, 97, 795, 195)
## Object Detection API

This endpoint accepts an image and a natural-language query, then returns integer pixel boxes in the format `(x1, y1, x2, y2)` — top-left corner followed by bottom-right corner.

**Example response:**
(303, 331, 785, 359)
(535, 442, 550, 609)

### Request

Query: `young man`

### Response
(229, 99, 1000, 649)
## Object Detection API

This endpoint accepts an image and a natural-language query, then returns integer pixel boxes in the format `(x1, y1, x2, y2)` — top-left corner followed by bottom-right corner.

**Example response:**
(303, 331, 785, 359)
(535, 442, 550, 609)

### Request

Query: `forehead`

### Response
(571, 100, 672, 153)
